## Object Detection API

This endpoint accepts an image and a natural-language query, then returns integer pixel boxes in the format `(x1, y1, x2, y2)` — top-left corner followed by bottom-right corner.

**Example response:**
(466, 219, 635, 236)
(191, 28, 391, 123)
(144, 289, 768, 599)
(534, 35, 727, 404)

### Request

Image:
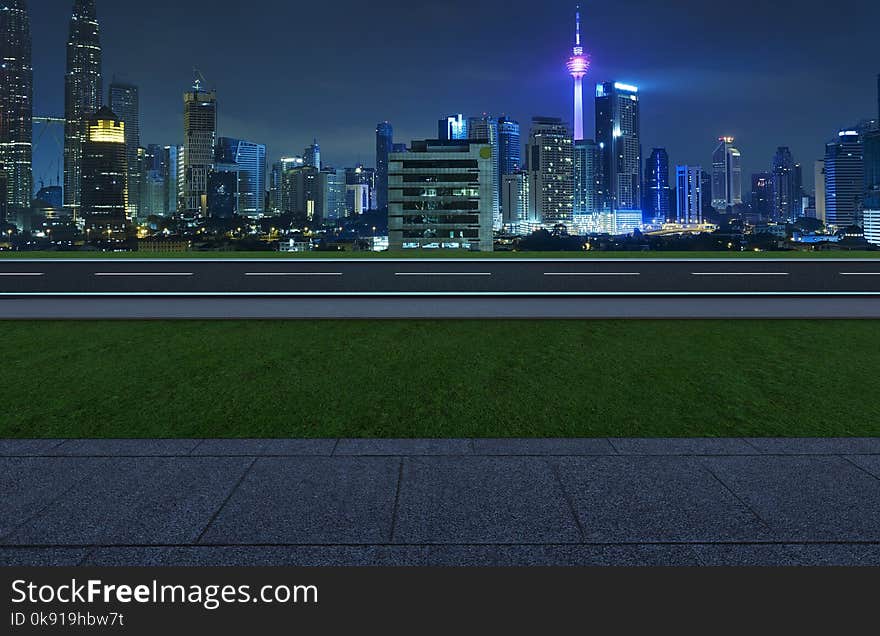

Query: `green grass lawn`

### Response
(2, 320, 878, 439)
(0, 250, 878, 259)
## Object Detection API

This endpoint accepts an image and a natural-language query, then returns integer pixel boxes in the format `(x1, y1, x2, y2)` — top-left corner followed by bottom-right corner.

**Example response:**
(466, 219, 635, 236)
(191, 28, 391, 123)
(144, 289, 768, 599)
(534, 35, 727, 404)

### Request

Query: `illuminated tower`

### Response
(0, 0, 33, 228)
(64, 0, 103, 220)
(566, 5, 590, 142)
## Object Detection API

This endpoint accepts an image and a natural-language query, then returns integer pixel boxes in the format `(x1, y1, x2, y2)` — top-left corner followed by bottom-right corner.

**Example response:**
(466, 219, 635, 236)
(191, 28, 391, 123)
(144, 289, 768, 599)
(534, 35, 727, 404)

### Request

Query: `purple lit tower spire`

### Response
(566, 5, 591, 141)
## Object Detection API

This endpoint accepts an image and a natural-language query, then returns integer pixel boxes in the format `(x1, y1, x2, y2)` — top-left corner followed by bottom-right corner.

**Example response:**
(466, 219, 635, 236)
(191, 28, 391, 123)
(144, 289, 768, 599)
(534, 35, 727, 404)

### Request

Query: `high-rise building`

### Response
(0, 0, 33, 228)
(269, 156, 304, 214)
(138, 144, 166, 218)
(388, 138, 494, 252)
(814, 160, 826, 223)
(64, 0, 103, 220)
(864, 128, 880, 211)
(304, 140, 321, 170)
(215, 137, 266, 218)
(824, 130, 865, 228)
(498, 116, 521, 219)
(183, 79, 217, 215)
(467, 114, 500, 228)
(501, 172, 531, 227)
(81, 106, 127, 239)
(596, 82, 641, 212)
(375, 122, 393, 212)
(109, 82, 140, 219)
(675, 165, 702, 224)
(566, 6, 590, 142)
(645, 148, 671, 223)
(164, 144, 182, 215)
(770, 147, 796, 222)
(573, 139, 599, 216)
(865, 210, 880, 246)
(750, 172, 772, 219)
(345, 165, 375, 215)
(711, 137, 742, 212)
(319, 167, 346, 222)
(439, 115, 467, 140)
(527, 116, 574, 225)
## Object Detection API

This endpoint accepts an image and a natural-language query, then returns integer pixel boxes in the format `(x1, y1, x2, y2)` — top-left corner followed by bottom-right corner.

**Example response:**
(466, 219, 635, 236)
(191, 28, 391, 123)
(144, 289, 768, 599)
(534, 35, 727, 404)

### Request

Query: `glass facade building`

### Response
(824, 130, 864, 228)
(573, 139, 599, 216)
(64, 0, 103, 219)
(645, 148, 671, 223)
(375, 122, 393, 212)
(109, 82, 140, 219)
(596, 82, 641, 212)
(215, 137, 267, 218)
(0, 0, 33, 227)
(711, 137, 743, 212)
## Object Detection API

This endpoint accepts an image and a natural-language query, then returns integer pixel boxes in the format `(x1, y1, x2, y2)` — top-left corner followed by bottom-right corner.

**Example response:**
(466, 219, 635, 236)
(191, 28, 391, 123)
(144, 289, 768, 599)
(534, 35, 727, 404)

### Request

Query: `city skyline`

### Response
(26, 0, 880, 193)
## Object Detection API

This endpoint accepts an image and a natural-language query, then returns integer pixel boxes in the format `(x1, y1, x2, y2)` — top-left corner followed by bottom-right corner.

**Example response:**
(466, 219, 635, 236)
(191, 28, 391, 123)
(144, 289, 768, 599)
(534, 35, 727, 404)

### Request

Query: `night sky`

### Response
(30, 0, 880, 192)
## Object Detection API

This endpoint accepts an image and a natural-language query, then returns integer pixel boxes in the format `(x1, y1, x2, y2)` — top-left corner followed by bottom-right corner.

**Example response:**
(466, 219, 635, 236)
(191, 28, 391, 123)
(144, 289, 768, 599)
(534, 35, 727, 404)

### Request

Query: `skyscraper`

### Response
(64, 0, 103, 220)
(183, 78, 217, 215)
(814, 160, 826, 223)
(304, 140, 321, 170)
(439, 115, 467, 140)
(0, 0, 33, 227)
(770, 146, 795, 222)
(596, 82, 641, 212)
(573, 139, 599, 216)
(711, 137, 742, 212)
(566, 6, 590, 142)
(467, 115, 500, 228)
(81, 106, 127, 239)
(109, 82, 140, 219)
(215, 137, 267, 218)
(645, 148, 671, 223)
(375, 122, 393, 212)
(497, 117, 521, 176)
(824, 130, 864, 228)
(675, 165, 703, 224)
(527, 116, 574, 225)
(750, 172, 772, 219)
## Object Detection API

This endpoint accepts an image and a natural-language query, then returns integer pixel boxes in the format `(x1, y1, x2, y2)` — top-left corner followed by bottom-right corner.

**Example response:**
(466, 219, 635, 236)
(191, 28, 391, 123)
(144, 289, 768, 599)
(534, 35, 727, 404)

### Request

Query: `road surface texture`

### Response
(2, 438, 880, 566)
(2, 258, 880, 318)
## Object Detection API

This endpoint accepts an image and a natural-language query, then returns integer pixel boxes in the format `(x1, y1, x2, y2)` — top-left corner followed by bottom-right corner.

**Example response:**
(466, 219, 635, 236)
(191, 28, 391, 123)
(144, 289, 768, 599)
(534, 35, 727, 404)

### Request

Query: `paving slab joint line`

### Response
(605, 438, 622, 454)
(548, 459, 587, 542)
(388, 459, 405, 543)
(194, 458, 258, 545)
(187, 439, 208, 455)
(741, 439, 764, 453)
(841, 455, 880, 481)
(697, 459, 775, 535)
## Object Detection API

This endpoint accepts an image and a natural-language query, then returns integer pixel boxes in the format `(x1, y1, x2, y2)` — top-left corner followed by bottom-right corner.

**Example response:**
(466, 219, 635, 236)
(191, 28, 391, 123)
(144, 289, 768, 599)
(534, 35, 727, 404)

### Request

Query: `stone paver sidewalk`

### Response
(2, 438, 880, 566)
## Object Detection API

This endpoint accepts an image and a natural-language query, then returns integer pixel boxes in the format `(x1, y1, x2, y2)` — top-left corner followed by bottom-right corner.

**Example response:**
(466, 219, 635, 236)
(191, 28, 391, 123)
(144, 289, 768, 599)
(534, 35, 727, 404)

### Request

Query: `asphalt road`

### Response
(2, 258, 880, 296)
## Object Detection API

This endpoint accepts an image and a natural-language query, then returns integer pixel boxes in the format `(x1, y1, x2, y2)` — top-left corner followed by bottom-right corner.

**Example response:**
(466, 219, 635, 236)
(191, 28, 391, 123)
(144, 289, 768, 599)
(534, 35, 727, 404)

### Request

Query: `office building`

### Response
(711, 137, 742, 212)
(207, 168, 237, 220)
(388, 138, 494, 252)
(751, 172, 772, 219)
(345, 165, 375, 215)
(497, 116, 522, 205)
(439, 115, 467, 140)
(596, 81, 641, 211)
(138, 144, 166, 218)
(675, 165, 703, 224)
(824, 130, 864, 228)
(865, 210, 880, 245)
(109, 82, 140, 219)
(215, 137, 267, 218)
(573, 139, 599, 215)
(64, 0, 103, 219)
(269, 156, 304, 214)
(375, 122, 393, 211)
(0, 0, 33, 227)
(864, 127, 880, 211)
(319, 167, 346, 222)
(770, 146, 797, 222)
(645, 148, 671, 223)
(527, 116, 574, 225)
(164, 145, 182, 215)
(814, 160, 826, 223)
(81, 107, 127, 238)
(467, 114, 500, 227)
(304, 140, 321, 170)
(183, 79, 217, 215)
(502, 172, 531, 226)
